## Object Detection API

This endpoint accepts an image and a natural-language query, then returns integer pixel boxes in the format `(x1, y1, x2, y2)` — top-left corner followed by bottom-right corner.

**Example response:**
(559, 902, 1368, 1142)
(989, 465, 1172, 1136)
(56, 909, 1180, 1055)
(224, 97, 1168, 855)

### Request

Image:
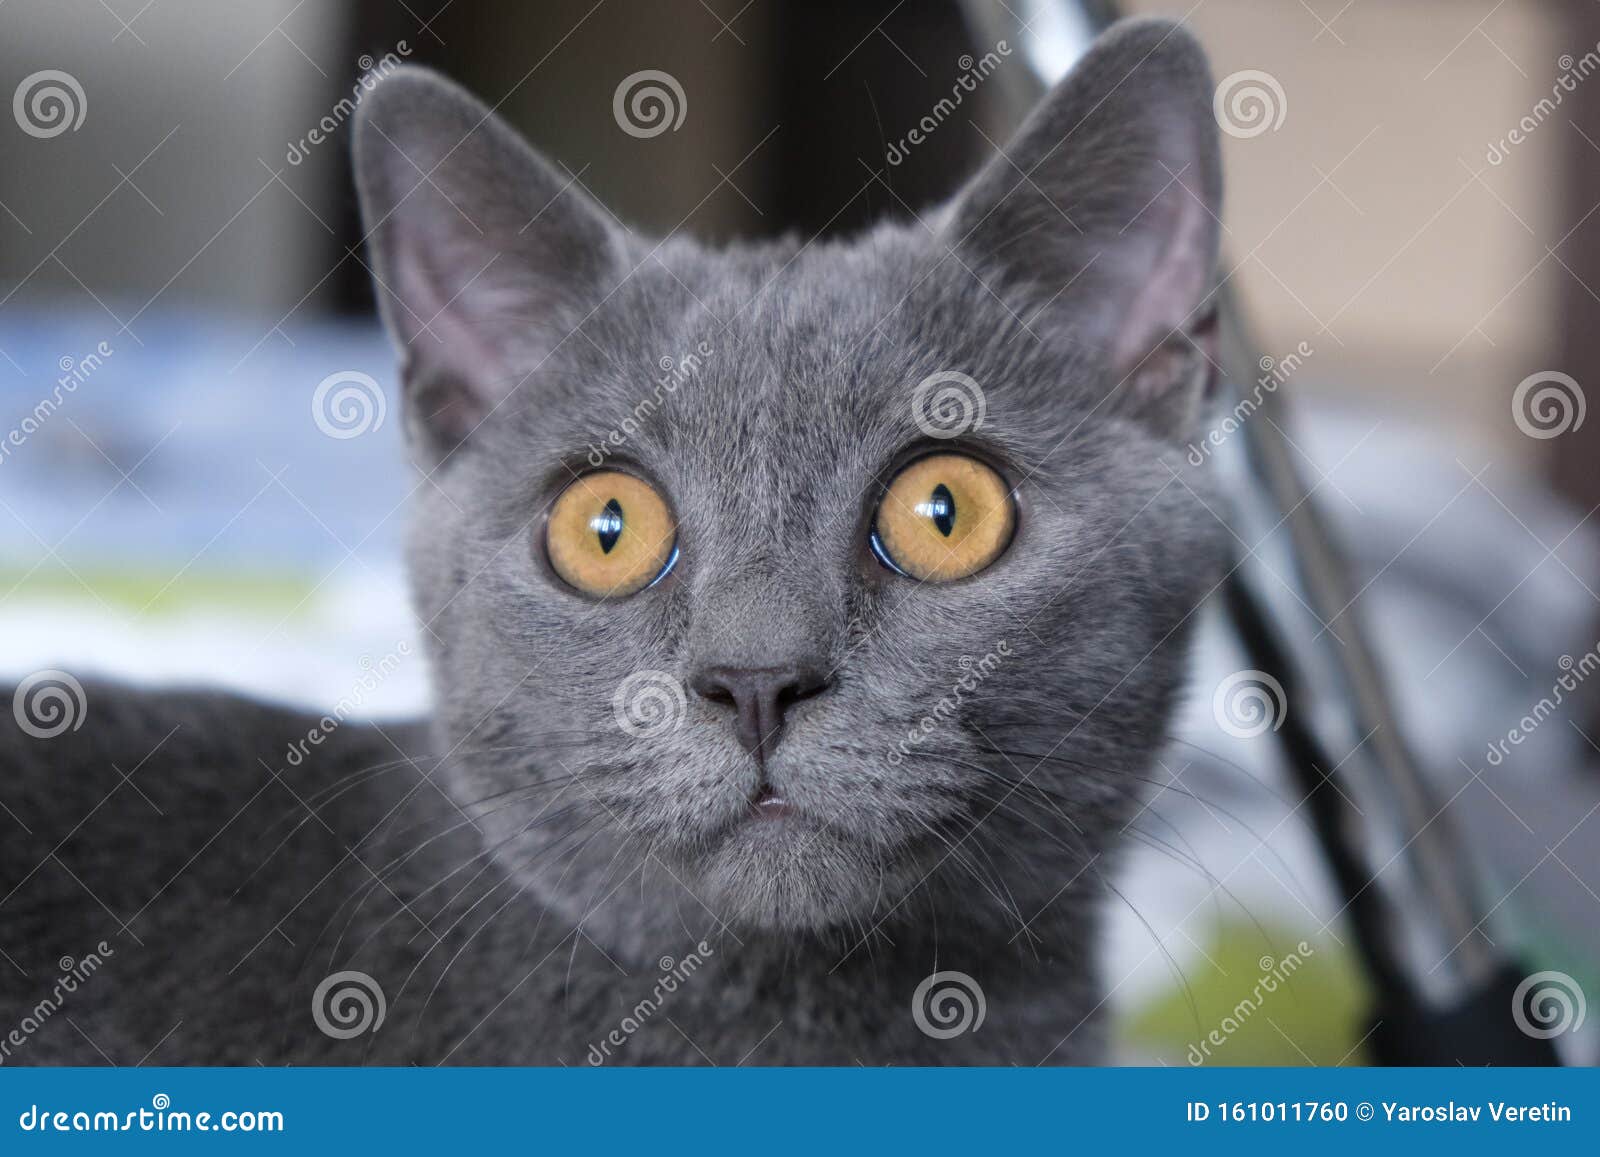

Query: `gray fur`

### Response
(0, 18, 1224, 1065)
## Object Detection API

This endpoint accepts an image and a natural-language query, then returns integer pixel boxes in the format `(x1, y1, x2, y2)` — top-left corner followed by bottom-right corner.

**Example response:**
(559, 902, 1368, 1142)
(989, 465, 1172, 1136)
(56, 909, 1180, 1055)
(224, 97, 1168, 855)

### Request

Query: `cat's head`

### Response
(353, 18, 1225, 942)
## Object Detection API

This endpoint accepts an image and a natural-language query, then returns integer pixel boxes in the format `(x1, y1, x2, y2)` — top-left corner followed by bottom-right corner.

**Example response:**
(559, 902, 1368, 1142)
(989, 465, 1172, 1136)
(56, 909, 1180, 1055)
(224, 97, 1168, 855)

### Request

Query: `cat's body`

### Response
(0, 686, 1104, 1064)
(1, 19, 1225, 1065)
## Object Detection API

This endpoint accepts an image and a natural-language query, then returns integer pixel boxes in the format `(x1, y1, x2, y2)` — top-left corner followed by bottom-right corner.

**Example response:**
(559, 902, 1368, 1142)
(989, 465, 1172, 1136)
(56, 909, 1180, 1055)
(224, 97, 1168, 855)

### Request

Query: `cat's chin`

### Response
(695, 815, 889, 934)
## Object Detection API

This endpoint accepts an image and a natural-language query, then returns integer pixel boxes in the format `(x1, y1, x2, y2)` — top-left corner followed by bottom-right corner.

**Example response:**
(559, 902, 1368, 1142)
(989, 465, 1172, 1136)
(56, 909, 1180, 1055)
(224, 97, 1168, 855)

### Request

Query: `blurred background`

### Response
(1, 0, 1598, 1065)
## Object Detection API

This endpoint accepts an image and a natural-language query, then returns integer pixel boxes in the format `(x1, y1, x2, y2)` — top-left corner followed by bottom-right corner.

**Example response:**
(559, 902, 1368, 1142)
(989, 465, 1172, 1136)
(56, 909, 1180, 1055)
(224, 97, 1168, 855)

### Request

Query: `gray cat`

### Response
(0, 17, 1223, 1065)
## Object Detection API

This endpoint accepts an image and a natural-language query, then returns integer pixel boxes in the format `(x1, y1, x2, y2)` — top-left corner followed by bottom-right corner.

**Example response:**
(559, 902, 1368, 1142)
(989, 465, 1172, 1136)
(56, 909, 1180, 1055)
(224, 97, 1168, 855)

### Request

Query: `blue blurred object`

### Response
(0, 307, 426, 721)
(0, 306, 407, 573)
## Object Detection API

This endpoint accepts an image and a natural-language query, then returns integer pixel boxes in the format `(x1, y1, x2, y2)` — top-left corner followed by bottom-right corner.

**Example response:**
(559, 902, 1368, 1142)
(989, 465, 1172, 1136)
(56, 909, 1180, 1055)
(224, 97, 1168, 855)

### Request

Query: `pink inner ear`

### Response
(1110, 171, 1214, 377)
(391, 245, 494, 363)
(388, 242, 520, 435)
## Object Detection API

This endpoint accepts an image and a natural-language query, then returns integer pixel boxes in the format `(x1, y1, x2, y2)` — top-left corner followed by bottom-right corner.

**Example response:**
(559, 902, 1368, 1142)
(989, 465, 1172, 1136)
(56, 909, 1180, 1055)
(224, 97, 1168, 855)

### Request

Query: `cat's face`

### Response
(354, 19, 1226, 939)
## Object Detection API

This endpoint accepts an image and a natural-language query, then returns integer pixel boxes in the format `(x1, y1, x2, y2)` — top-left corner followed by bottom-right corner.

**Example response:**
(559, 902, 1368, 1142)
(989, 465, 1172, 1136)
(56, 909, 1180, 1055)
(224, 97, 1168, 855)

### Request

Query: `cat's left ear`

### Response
(353, 67, 625, 463)
(942, 18, 1222, 438)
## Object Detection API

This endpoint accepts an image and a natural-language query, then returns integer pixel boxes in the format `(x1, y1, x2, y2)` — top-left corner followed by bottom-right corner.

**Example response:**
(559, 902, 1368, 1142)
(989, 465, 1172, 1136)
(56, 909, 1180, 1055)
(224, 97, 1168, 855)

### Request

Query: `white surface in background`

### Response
(0, 566, 428, 721)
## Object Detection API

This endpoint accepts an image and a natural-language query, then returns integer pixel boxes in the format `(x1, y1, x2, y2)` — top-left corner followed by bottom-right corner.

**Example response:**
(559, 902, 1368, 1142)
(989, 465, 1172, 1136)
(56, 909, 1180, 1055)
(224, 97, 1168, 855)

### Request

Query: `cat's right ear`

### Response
(353, 68, 625, 464)
(941, 19, 1222, 440)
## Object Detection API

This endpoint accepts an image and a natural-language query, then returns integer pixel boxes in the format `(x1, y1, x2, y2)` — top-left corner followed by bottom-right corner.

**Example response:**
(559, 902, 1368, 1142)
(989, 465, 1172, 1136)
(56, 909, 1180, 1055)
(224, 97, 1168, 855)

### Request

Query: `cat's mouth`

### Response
(747, 783, 791, 821)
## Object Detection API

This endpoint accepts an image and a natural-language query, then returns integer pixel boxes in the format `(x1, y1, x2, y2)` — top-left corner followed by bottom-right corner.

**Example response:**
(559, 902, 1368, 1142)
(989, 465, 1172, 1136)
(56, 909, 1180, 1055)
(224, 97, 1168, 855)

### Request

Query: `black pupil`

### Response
(928, 483, 956, 537)
(594, 498, 624, 554)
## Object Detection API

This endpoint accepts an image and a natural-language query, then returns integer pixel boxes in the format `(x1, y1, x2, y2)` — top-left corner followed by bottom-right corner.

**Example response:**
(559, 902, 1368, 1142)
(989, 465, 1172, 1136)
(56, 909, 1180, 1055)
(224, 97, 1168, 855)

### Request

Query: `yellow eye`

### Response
(546, 471, 677, 597)
(872, 454, 1015, 581)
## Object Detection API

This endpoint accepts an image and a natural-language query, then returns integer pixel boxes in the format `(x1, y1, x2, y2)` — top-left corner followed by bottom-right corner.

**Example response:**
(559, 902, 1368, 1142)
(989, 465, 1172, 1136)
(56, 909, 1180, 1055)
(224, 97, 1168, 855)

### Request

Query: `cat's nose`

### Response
(689, 664, 831, 760)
